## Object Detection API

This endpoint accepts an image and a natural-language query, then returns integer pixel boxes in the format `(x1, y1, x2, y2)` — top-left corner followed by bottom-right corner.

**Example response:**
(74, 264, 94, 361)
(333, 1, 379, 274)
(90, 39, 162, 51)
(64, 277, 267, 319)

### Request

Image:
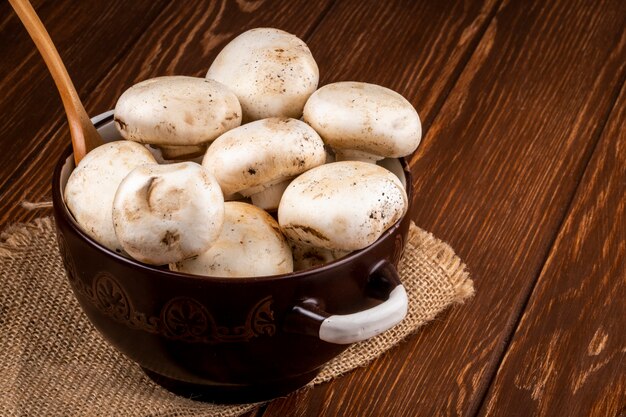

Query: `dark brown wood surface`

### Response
(478, 74, 626, 417)
(0, 0, 169, 194)
(0, 1, 624, 416)
(265, 0, 626, 415)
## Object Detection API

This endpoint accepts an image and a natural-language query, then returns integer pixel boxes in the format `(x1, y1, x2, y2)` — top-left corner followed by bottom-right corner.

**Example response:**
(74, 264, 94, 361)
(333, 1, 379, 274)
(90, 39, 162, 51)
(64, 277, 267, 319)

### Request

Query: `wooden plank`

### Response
(477, 81, 626, 417)
(0, 0, 45, 31)
(262, 0, 626, 416)
(0, 0, 334, 228)
(312, 0, 501, 130)
(0, 0, 169, 196)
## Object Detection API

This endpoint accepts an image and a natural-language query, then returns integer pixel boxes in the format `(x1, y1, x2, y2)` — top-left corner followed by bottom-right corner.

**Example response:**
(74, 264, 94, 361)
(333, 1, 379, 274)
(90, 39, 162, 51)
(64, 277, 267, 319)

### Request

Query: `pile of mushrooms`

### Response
(64, 27, 422, 278)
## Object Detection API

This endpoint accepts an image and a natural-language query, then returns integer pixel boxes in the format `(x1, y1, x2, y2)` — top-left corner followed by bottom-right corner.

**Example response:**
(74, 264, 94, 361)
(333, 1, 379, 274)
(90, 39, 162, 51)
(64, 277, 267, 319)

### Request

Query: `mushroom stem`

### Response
(223, 192, 246, 201)
(247, 179, 292, 211)
(159, 144, 207, 160)
(334, 149, 382, 163)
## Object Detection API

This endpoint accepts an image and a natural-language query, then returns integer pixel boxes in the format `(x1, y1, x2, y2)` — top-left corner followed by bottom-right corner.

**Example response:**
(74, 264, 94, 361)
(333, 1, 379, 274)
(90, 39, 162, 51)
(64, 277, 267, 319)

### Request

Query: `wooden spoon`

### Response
(9, 0, 103, 165)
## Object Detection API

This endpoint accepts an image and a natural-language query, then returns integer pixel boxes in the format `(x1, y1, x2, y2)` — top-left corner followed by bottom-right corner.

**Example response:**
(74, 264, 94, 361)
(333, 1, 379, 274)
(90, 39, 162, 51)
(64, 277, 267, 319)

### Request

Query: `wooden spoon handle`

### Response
(9, 0, 103, 164)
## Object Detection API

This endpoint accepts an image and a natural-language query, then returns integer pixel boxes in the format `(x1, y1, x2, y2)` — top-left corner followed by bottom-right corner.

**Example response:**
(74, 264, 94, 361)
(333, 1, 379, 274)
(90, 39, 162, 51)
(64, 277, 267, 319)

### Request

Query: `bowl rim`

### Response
(52, 114, 414, 284)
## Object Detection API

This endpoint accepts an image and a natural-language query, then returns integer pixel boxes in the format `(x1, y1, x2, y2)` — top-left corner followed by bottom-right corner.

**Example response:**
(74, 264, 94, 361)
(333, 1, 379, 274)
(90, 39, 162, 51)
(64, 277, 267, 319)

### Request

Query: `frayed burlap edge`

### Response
(0, 217, 472, 417)
(0, 217, 52, 258)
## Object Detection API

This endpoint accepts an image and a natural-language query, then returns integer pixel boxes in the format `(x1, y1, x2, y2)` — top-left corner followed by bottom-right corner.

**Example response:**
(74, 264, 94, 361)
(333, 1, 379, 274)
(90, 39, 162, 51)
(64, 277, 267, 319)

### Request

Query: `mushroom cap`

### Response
(206, 28, 318, 122)
(278, 161, 408, 251)
(202, 117, 326, 196)
(114, 76, 241, 147)
(64, 141, 156, 253)
(170, 201, 293, 277)
(112, 162, 224, 265)
(303, 82, 421, 159)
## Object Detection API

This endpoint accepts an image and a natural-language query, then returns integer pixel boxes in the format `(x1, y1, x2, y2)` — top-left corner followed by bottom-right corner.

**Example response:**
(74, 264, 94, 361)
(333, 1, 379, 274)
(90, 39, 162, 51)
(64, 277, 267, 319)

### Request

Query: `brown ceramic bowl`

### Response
(52, 111, 413, 403)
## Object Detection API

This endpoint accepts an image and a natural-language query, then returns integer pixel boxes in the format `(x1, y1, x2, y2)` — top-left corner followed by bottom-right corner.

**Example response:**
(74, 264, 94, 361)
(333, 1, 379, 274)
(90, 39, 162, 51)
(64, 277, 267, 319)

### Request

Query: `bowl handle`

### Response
(285, 260, 408, 344)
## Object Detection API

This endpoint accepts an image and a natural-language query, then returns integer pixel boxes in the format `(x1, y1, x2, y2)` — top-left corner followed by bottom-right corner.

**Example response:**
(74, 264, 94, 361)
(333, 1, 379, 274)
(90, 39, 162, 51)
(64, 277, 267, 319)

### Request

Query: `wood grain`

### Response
(0, 0, 169, 196)
(262, 0, 626, 415)
(8, 0, 104, 164)
(0, 0, 45, 34)
(0, 0, 334, 229)
(477, 77, 626, 417)
(310, 0, 501, 130)
(1, 0, 626, 415)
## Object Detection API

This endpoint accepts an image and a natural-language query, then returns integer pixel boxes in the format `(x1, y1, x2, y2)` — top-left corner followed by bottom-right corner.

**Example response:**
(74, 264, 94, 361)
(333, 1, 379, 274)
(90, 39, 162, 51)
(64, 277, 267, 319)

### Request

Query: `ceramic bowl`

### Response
(52, 111, 413, 403)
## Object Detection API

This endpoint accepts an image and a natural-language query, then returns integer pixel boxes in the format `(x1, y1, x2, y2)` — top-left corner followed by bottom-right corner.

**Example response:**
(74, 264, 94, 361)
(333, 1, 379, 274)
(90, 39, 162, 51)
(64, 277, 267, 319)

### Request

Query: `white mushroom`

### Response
(278, 161, 408, 251)
(170, 202, 293, 277)
(202, 117, 326, 211)
(114, 76, 241, 159)
(64, 141, 156, 253)
(206, 28, 318, 122)
(112, 162, 224, 265)
(303, 82, 422, 163)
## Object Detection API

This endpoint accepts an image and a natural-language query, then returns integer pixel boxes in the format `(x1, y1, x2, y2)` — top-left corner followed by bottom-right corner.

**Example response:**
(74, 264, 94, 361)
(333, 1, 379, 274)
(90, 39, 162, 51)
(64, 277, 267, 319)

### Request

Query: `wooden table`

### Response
(1, 1, 624, 415)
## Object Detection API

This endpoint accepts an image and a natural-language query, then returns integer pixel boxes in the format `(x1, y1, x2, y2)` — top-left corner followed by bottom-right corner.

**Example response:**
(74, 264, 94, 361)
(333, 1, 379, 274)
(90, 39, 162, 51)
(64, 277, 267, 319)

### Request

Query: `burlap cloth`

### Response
(0, 217, 473, 417)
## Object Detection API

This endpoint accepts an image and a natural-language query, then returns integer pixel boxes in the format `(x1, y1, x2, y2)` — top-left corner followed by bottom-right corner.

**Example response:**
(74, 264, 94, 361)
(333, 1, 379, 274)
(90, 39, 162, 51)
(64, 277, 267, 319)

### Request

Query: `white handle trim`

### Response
(319, 285, 408, 344)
